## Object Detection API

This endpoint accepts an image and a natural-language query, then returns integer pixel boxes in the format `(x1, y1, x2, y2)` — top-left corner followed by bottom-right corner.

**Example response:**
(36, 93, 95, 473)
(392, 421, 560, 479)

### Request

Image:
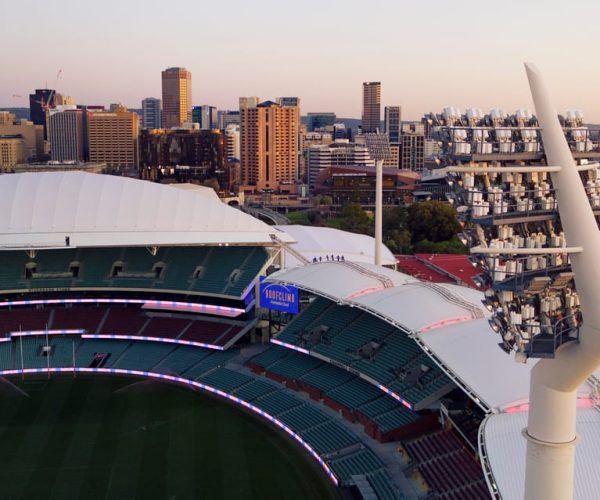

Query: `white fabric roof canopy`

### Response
(0, 172, 291, 248)
(274, 225, 396, 267)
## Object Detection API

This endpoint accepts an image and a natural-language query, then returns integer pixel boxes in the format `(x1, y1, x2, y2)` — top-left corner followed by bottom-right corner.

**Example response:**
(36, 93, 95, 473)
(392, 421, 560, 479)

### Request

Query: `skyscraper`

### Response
(161, 67, 192, 128)
(362, 82, 381, 133)
(240, 99, 300, 191)
(142, 98, 162, 129)
(192, 106, 218, 130)
(87, 105, 139, 169)
(400, 122, 425, 171)
(384, 106, 401, 143)
(47, 105, 84, 162)
(29, 89, 60, 139)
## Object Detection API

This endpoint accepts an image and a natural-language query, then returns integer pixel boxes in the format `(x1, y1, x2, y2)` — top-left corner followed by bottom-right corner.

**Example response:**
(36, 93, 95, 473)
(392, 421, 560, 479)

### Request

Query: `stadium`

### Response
(0, 170, 598, 499)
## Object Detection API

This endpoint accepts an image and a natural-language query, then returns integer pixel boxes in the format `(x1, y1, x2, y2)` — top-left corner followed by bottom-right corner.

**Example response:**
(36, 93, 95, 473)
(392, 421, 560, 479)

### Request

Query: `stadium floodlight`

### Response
(519, 63, 600, 500)
(363, 133, 392, 266)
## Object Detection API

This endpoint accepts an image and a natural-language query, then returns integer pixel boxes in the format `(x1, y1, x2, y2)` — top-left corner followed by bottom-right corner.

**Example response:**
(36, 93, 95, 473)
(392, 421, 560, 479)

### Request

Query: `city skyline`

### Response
(2, 0, 600, 120)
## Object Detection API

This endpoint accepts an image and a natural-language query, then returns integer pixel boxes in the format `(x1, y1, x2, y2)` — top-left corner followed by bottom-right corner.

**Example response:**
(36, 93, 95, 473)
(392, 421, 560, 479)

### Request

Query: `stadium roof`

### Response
(482, 406, 600, 499)
(0, 172, 293, 249)
(266, 262, 593, 411)
(273, 225, 397, 268)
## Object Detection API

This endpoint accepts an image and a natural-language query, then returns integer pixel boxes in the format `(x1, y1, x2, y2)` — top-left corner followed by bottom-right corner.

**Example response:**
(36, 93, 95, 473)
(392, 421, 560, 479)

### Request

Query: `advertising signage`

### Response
(259, 280, 299, 314)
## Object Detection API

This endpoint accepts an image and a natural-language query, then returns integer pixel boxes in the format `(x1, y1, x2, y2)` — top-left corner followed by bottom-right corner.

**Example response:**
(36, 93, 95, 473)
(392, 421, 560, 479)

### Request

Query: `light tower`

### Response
(364, 132, 392, 266)
(521, 63, 600, 500)
(441, 63, 600, 499)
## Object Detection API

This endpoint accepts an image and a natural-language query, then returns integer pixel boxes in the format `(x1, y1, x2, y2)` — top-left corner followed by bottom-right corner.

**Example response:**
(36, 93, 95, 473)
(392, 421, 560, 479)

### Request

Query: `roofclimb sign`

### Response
(259, 280, 299, 314)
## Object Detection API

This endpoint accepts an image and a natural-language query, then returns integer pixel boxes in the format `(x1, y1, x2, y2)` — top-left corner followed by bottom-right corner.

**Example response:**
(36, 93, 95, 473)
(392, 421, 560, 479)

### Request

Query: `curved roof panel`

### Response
(274, 225, 396, 267)
(0, 172, 289, 248)
(266, 262, 592, 411)
(483, 407, 600, 499)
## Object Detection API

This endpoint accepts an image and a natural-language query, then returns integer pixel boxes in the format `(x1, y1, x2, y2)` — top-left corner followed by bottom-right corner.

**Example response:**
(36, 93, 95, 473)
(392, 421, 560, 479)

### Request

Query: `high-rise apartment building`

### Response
(192, 106, 218, 130)
(87, 105, 139, 169)
(161, 67, 192, 128)
(225, 123, 240, 162)
(47, 105, 84, 162)
(400, 122, 425, 171)
(362, 82, 381, 133)
(240, 100, 300, 191)
(384, 106, 401, 143)
(142, 98, 162, 129)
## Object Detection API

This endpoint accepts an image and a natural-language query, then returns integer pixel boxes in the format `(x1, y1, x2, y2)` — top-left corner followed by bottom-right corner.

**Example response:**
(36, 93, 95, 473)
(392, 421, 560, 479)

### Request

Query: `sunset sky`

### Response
(2, 0, 599, 120)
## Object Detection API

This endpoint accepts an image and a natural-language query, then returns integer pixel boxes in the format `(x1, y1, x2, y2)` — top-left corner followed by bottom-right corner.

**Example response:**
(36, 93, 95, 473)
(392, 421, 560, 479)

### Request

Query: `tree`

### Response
(337, 203, 373, 235)
(405, 201, 461, 243)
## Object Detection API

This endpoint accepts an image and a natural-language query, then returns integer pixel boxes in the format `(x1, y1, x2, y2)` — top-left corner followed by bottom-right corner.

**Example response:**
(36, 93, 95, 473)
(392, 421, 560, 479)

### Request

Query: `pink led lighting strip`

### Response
(0, 298, 245, 318)
(81, 334, 225, 351)
(0, 367, 338, 485)
(10, 329, 85, 338)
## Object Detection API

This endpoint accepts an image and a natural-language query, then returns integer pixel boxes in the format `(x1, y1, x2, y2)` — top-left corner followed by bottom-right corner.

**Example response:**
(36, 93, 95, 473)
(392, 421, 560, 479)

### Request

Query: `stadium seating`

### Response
(328, 448, 385, 482)
(113, 342, 176, 371)
(179, 320, 232, 344)
(231, 378, 280, 402)
(198, 368, 254, 393)
(21, 306, 247, 349)
(366, 470, 401, 500)
(403, 431, 487, 498)
(276, 403, 329, 432)
(99, 308, 149, 335)
(300, 420, 359, 455)
(180, 350, 239, 380)
(152, 345, 213, 375)
(0, 342, 13, 369)
(51, 307, 106, 333)
(273, 297, 453, 409)
(0, 245, 269, 298)
(250, 346, 418, 436)
(140, 316, 190, 339)
(75, 339, 133, 367)
(0, 309, 51, 335)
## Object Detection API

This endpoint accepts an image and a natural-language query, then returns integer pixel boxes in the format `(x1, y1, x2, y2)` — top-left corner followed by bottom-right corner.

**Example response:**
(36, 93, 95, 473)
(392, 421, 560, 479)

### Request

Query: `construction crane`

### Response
(35, 70, 63, 111)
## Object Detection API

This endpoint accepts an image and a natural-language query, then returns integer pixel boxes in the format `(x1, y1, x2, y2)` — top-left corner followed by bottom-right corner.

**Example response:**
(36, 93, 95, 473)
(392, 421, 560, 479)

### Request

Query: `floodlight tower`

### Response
(364, 132, 392, 266)
(523, 63, 600, 500)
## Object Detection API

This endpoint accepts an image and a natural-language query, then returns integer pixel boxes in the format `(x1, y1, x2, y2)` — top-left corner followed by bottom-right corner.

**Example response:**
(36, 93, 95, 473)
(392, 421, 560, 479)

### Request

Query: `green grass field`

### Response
(0, 375, 339, 500)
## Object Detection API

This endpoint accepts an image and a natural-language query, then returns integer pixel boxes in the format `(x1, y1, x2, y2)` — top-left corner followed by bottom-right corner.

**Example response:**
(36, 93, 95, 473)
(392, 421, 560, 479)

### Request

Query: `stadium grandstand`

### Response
(2, 171, 598, 499)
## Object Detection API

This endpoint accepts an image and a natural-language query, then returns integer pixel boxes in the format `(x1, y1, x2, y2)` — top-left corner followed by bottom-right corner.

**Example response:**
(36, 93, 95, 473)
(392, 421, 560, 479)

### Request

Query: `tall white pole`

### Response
(523, 63, 600, 500)
(375, 159, 383, 266)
